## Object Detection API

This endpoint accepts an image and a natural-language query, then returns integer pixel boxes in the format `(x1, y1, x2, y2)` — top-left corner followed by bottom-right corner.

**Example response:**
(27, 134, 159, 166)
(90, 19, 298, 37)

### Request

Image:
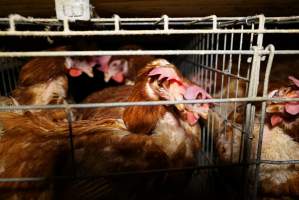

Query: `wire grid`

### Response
(0, 14, 298, 199)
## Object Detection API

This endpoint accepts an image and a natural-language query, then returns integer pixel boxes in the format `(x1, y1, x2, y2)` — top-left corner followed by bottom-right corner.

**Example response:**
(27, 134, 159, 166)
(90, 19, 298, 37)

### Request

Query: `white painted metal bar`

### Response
(0, 50, 299, 58)
(0, 15, 298, 23)
(1, 29, 299, 37)
(0, 97, 297, 111)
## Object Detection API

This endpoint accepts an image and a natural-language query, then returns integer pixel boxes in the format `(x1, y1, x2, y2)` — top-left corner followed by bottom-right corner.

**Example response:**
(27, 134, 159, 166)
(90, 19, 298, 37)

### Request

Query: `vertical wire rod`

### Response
(252, 44, 275, 200)
(66, 108, 76, 177)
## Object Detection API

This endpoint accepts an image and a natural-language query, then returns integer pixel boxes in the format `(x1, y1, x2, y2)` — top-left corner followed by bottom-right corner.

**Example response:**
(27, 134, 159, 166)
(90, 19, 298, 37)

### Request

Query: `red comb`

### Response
(148, 67, 181, 82)
(289, 76, 299, 87)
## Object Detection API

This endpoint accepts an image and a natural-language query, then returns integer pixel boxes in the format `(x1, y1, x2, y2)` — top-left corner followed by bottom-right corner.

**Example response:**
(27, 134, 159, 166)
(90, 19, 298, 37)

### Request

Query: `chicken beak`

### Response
(266, 104, 285, 113)
(104, 72, 113, 82)
(182, 84, 211, 123)
(191, 103, 209, 120)
(80, 66, 94, 78)
(175, 103, 185, 112)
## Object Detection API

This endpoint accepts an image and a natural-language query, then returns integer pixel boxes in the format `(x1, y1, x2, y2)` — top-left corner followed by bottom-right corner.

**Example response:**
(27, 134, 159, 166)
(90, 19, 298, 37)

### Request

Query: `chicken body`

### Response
(213, 75, 299, 198)
(216, 116, 299, 198)
(0, 59, 211, 200)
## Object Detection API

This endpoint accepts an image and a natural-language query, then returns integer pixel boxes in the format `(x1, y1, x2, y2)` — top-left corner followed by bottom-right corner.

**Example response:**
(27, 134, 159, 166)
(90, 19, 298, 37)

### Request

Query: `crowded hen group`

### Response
(0, 43, 298, 199)
(0, 44, 212, 200)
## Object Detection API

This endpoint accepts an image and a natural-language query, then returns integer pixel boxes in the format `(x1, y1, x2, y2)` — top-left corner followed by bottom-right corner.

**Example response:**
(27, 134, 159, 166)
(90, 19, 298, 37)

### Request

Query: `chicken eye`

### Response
(157, 80, 163, 87)
(279, 88, 290, 96)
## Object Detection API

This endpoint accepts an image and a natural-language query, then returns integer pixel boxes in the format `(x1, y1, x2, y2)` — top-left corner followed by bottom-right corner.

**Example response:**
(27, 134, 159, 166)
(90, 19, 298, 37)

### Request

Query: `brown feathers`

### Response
(122, 80, 166, 134)
(12, 76, 68, 106)
(81, 85, 132, 120)
(0, 58, 206, 199)
(18, 46, 67, 87)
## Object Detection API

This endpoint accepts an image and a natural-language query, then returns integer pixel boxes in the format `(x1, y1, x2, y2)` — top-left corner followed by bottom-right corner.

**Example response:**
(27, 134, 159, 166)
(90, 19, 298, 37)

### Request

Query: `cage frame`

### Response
(0, 14, 298, 200)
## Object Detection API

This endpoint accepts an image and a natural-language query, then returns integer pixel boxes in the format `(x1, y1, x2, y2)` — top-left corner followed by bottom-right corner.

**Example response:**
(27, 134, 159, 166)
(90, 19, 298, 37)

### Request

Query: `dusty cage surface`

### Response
(0, 15, 299, 199)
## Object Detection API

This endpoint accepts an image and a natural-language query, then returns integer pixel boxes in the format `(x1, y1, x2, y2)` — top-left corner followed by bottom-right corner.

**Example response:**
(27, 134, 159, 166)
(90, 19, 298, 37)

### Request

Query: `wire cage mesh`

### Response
(0, 14, 298, 200)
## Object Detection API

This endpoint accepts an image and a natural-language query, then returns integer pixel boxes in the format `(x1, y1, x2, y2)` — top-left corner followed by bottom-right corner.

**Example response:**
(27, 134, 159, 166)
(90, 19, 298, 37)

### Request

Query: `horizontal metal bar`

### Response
(0, 97, 298, 111)
(0, 15, 297, 23)
(0, 21, 220, 27)
(269, 50, 299, 54)
(184, 59, 249, 81)
(0, 50, 253, 57)
(1, 29, 299, 37)
(0, 50, 298, 58)
(200, 65, 249, 82)
(0, 177, 46, 182)
(260, 160, 299, 164)
(266, 16, 299, 21)
(0, 16, 260, 23)
(0, 15, 297, 32)
(1, 159, 299, 183)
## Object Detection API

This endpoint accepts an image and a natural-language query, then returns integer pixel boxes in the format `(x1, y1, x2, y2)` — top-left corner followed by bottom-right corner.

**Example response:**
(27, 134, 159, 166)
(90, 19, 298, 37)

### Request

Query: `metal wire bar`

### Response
(209, 34, 215, 159)
(10, 68, 18, 91)
(219, 32, 227, 141)
(199, 35, 204, 86)
(66, 110, 76, 177)
(1, 158, 299, 183)
(0, 70, 7, 96)
(252, 44, 275, 199)
(204, 34, 211, 157)
(243, 15, 266, 199)
(0, 50, 299, 58)
(5, 68, 13, 93)
(0, 17, 297, 27)
(0, 97, 297, 111)
(0, 15, 298, 23)
(233, 25, 244, 121)
(215, 111, 244, 132)
(0, 15, 298, 33)
(202, 34, 207, 152)
(228, 32, 234, 162)
(2, 29, 299, 37)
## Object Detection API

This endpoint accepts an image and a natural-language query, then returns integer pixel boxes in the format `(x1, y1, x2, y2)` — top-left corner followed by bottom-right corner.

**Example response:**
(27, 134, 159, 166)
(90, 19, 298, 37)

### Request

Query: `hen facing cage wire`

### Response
(0, 14, 299, 199)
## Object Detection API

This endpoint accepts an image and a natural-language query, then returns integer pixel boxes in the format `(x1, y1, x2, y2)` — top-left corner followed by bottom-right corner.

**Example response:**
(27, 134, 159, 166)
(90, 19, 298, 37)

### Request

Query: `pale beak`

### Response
(175, 103, 185, 112)
(78, 66, 94, 78)
(104, 72, 113, 82)
(266, 104, 285, 113)
(188, 103, 210, 120)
